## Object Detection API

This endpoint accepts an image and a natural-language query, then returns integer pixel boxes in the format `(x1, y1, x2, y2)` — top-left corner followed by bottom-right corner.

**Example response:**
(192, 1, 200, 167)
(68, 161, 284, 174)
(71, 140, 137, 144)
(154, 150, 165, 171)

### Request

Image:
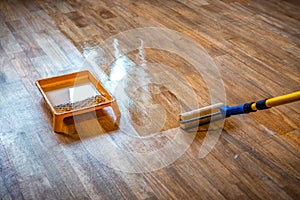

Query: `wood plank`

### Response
(13, 31, 46, 58)
(0, 138, 24, 200)
(0, 34, 23, 57)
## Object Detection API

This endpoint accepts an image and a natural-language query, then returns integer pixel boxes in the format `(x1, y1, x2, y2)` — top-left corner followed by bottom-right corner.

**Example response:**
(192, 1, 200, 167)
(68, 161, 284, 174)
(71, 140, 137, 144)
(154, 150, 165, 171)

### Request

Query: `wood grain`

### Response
(0, 0, 299, 199)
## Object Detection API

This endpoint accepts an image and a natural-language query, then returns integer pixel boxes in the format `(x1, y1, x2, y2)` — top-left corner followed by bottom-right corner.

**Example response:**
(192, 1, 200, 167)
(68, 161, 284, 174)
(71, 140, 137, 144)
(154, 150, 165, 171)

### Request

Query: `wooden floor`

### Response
(1, 0, 300, 199)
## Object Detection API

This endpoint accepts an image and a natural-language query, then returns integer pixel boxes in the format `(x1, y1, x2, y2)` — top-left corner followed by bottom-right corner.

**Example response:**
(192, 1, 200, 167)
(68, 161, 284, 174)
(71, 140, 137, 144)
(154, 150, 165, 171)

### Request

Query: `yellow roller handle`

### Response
(251, 91, 300, 111)
(179, 91, 300, 130)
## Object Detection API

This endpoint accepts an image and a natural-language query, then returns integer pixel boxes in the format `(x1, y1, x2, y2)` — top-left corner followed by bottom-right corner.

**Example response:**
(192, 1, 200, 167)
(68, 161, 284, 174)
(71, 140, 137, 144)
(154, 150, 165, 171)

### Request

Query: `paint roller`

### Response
(179, 91, 300, 130)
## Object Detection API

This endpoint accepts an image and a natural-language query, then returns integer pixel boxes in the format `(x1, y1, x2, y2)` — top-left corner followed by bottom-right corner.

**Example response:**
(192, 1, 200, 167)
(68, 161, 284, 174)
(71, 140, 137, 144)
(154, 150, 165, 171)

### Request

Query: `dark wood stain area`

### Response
(0, 0, 300, 199)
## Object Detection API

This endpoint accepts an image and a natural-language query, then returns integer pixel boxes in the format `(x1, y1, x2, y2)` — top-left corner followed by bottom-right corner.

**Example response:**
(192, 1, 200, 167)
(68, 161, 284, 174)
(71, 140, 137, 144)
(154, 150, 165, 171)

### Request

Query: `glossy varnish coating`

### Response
(0, 0, 300, 199)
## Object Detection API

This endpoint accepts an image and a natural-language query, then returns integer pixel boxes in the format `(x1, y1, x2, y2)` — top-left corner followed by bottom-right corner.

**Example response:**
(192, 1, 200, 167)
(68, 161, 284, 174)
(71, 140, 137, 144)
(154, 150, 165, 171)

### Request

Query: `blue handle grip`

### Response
(219, 105, 246, 118)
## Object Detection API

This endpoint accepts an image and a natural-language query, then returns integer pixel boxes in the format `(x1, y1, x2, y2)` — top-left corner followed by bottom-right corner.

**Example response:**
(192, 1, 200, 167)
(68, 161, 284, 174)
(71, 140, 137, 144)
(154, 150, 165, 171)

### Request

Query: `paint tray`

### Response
(36, 70, 119, 133)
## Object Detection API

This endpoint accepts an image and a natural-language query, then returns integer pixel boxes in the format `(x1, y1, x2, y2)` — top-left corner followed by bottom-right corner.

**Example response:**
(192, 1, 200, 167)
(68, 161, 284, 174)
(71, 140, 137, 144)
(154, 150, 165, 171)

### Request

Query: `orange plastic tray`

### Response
(36, 70, 119, 133)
